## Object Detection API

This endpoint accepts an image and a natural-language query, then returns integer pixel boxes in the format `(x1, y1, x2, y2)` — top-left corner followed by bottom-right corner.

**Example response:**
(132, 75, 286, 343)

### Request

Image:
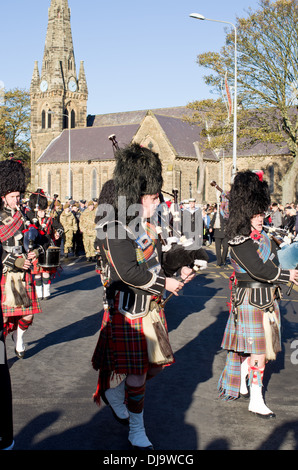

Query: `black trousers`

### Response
(214, 236, 229, 265)
(0, 331, 13, 449)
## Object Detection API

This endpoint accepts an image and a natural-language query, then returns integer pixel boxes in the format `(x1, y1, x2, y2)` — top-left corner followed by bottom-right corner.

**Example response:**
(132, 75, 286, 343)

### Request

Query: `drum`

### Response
(38, 246, 61, 268)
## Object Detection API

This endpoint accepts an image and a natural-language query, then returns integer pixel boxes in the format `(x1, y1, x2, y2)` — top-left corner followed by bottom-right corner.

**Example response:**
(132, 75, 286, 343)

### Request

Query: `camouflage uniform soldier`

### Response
(60, 203, 77, 257)
(80, 201, 96, 261)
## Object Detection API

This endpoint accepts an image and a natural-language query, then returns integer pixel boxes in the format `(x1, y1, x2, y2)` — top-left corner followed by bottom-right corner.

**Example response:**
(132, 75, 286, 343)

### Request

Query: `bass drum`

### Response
(38, 246, 61, 268)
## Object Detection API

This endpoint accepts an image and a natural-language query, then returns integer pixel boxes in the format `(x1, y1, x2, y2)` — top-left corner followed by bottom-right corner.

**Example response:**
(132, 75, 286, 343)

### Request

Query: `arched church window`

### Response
(63, 109, 69, 129)
(71, 110, 75, 129)
(42, 110, 46, 129)
(91, 169, 97, 199)
(56, 169, 61, 197)
(268, 164, 274, 194)
(48, 109, 52, 129)
(78, 169, 84, 200)
(47, 171, 52, 196)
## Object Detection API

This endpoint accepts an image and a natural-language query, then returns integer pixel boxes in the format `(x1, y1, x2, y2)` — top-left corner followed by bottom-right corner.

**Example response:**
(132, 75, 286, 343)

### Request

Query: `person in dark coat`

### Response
(209, 203, 229, 266)
(92, 143, 194, 450)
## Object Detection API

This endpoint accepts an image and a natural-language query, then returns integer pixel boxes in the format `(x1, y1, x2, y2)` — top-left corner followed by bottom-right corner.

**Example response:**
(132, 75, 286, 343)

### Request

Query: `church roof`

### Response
(37, 106, 218, 164)
(37, 123, 140, 164)
(37, 106, 289, 165)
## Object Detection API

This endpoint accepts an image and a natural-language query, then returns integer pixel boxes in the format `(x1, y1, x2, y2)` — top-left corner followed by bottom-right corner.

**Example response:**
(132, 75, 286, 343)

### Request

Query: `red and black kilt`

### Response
(221, 290, 281, 355)
(92, 293, 174, 403)
(1, 272, 42, 318)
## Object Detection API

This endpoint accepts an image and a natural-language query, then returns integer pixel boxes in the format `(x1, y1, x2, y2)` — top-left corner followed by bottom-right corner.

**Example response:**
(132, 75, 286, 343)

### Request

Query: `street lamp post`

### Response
(190, 13, 238, 180)
(48, 111, 72, 199)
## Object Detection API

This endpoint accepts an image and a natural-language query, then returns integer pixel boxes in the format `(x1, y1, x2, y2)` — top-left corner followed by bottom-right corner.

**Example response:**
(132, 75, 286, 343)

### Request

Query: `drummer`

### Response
(27, 189, 63, 300)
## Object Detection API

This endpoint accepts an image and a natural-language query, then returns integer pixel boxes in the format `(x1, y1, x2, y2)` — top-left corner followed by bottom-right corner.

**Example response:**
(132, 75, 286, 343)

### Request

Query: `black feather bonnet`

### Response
(226, 170, 271, 239)
(29, 188, 48, 211)
(113, 142, 163, 210)
(0, 159, 26, 197)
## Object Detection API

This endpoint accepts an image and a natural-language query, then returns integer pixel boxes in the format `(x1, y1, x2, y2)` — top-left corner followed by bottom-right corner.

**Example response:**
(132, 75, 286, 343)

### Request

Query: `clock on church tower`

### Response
(30, 0, 88, 177)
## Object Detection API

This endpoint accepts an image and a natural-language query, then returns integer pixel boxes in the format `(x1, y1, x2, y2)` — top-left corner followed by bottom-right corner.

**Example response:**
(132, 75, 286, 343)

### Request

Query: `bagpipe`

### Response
(17, 195, 61, 270)
(263, 225, 298, 296)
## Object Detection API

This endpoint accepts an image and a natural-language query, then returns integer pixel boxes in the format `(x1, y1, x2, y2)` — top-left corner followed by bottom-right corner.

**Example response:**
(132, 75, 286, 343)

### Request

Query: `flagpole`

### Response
(190, 13, 238, 181)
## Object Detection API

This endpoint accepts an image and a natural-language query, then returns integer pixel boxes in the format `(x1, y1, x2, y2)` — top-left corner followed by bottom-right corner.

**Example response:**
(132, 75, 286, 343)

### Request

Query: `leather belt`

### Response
(237, 281, 272, 289)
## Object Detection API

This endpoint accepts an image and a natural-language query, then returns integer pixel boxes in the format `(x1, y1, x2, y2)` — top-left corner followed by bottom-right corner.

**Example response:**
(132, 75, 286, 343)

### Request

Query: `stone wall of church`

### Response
(133, 113, 216, 203)
(35, 160, 115, 202)
(219, 153, 293, 203)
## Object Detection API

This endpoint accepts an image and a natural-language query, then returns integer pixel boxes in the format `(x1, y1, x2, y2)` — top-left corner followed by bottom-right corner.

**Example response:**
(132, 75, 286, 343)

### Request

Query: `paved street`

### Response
(5, 247, 298, 452)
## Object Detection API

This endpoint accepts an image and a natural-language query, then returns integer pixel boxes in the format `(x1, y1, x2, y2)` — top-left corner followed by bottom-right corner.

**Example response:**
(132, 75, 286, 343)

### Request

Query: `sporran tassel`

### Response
(263, 308, 281, 361)
(142, 301, 174, 365)
(3, 272, 31, 308)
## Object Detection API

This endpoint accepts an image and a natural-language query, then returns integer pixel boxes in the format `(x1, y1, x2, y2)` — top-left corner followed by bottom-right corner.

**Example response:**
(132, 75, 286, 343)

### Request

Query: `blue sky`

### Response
(1, 0, 261, 115)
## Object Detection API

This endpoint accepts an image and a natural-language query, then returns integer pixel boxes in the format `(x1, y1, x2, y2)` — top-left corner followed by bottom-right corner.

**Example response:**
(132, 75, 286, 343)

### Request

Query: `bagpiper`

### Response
(218, 171, 298, 417)
(0, 159, 45, 358)
(92, 143, 195, 450)
(27, 189, 63, 300)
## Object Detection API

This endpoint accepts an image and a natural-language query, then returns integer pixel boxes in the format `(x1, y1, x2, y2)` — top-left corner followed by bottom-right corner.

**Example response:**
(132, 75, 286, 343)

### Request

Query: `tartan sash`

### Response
(256, 231, 271, 261)
(0, 211, 23, 243)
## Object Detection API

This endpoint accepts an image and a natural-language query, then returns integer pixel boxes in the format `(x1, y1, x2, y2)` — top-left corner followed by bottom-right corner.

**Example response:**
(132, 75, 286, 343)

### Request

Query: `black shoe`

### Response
(130, 443, 154, 451)
(250, 411, 276, 419)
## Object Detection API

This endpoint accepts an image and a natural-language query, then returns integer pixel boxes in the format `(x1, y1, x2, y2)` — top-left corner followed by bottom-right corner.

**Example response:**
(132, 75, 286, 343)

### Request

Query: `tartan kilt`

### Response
(92, 293, 173, 377)
(1, 271, 42, 318)
(221, 289, 280, 355)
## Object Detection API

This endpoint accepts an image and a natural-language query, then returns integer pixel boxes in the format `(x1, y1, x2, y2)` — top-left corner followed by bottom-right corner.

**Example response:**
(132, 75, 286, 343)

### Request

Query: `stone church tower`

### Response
(30, 0, 88, 189)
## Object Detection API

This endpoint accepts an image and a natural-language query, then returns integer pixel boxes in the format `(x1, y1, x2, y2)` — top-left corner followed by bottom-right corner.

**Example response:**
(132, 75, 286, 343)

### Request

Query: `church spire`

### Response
(41, 0, 77, 92)
(30, 0, 88, 183)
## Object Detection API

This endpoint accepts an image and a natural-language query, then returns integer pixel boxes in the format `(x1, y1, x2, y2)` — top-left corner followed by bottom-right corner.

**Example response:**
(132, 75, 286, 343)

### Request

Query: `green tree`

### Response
(0, 88, 31, 165)
(188, 0, 298, 203)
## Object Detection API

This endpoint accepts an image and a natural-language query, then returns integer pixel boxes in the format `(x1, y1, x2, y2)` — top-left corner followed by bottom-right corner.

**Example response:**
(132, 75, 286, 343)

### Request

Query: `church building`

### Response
(30, 0, 294, 204)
